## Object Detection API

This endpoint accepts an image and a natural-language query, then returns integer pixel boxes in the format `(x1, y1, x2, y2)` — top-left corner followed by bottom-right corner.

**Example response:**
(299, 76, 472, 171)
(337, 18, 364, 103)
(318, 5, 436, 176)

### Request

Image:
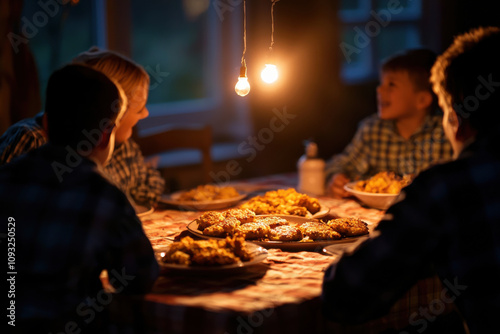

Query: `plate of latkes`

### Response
(239, 188, 330, 219)
(160, 184, 247, 210)
(187, 208, 369, 251)
(156, 235, 267, 273)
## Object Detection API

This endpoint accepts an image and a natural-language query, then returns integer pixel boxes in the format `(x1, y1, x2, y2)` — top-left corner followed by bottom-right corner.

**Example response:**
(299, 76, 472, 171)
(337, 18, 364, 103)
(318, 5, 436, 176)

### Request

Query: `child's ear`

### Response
(416, 91, 433, 110)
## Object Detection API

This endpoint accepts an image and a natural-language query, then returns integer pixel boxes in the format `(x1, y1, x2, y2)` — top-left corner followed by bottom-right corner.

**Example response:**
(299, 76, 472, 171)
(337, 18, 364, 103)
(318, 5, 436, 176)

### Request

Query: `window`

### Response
(130, 0, 215, 104)
(20, 0, 96, 105)
(117, 0, 251, 141)
(20, 0, 251, 142)
(338, 0, 436, 83)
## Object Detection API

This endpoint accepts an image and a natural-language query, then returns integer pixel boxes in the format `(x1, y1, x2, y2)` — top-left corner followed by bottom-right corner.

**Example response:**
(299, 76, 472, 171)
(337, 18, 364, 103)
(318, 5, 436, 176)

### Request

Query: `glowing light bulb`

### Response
(235, 64, 250, 97)
(261, 64, 278, 83)
(235, 76, 250, 96)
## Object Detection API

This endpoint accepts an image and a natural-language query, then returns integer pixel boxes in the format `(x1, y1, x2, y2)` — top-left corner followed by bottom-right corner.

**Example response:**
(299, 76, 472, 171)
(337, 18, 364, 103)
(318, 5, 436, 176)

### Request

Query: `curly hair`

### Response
(431, 26, 500, 133)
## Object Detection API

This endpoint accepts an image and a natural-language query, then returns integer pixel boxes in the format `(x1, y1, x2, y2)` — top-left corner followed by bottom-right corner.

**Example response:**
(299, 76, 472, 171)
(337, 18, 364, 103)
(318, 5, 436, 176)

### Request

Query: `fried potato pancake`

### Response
(269, 225, 302, 241)
(299, 222, 342, 240)
(326, 218, 369, 237)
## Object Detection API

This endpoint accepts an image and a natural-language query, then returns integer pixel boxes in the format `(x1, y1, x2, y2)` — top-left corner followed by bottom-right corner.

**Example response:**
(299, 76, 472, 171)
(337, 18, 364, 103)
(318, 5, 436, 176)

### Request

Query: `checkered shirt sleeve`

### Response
(105, 139, 165, 206)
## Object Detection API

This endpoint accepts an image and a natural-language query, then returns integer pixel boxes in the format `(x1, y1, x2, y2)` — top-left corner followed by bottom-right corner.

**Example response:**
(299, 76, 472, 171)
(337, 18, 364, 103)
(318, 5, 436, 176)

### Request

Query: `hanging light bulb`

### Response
(261, 64, 278, 84)
(235, 0, 250, 97)
(261, 0, 280, 84)
(235, 60, 250, 96)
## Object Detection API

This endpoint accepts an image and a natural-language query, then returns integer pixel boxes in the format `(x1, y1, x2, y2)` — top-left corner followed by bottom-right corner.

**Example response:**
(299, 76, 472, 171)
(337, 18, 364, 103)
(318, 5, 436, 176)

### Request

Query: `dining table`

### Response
(106, 173, 456, 334)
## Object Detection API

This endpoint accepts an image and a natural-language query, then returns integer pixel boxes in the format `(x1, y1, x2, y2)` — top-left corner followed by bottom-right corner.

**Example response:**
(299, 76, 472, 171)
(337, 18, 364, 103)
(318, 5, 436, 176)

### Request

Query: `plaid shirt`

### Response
(325, 113, 453, 179)
(104, 139, 165, 207)
(322, 137, 500, 333)
(0, 112, 46, 165)
(0, 115, 164, 206)
(0, 144, 159, 331)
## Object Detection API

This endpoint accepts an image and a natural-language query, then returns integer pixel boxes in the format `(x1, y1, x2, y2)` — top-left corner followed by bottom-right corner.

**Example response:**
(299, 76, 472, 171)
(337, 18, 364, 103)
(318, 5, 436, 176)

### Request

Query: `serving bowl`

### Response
(344, 182, 401, 210)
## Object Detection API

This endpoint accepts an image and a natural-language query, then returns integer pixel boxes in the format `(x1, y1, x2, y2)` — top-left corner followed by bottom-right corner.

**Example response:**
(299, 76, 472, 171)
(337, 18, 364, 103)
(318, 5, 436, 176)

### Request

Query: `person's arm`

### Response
(325, 118, 372, 190)
(322, 173, 443, 323)
(127, 139, 165, 206)
(106, 202, 159, 294)
(326, 173, 351, 198)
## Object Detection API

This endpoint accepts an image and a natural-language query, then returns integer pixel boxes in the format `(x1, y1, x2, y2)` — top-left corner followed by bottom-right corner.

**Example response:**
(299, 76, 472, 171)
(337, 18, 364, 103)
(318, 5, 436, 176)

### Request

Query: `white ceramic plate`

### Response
(156, 242, 268, 273)
(322, 236, 368, 256)
(159, 192, 247, 211)
(187, 216, 366, 251)
(344, 182, 400, 210)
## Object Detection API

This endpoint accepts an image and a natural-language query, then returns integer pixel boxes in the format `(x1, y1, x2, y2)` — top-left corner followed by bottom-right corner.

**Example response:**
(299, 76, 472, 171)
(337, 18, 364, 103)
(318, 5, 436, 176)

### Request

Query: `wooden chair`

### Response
(133, 125, 213, 185)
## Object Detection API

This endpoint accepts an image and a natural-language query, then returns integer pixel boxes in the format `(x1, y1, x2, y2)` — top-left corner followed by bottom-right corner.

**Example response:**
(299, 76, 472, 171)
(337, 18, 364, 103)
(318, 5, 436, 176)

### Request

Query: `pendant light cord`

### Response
(270, 0, 280, 50)
(241, 0, 247, 65)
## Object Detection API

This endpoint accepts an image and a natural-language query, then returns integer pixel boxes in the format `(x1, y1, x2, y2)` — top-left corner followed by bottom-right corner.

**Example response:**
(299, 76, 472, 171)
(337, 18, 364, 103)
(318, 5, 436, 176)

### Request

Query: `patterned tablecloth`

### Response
(108, 174, 454, 334)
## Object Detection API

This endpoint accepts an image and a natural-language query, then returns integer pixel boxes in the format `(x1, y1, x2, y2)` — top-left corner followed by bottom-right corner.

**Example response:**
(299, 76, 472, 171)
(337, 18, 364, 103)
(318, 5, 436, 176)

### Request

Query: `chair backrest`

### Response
(133, 125, 213, 184)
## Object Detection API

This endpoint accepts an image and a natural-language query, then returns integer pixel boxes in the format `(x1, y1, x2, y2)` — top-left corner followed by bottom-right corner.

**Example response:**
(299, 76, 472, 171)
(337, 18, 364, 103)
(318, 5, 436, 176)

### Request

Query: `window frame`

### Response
(104, 0, 252, 141)
(338, 0, 440, 84)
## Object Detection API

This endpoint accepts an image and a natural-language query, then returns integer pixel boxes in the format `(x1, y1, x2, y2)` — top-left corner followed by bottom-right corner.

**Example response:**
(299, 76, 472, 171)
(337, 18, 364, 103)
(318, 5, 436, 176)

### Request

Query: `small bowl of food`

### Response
(344, 172, 411, 210)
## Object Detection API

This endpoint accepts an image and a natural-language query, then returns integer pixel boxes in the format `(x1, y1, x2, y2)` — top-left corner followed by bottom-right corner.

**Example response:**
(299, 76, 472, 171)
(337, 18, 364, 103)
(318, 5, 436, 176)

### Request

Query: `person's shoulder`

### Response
(110, 138, 140, 158)
(85, 164, 139, 213)
(0, 145, 50, 183)
(358, 113, 390, 129)
(0, 116, 43, 140)
(356, 114, 390, 135)
(358, 113, 380, 125)
(407, 157, 466, 197)
(427, 112, 445, 126)
(9, 114, 43, 131)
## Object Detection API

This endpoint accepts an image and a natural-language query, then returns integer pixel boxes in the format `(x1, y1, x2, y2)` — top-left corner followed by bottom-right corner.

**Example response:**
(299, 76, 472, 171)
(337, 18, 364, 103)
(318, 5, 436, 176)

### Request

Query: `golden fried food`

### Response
(224, 233, 253, 261)
(254, 216, 288, 228)
(162, 235, 253, 266)
(203, 217, 241, 237)
(240, 188, 321, 216)
(177, 184, 240, 201)
(194, 209, 368, 243)
(269, 225, 302, 241)
(299, 222, 342, 240)
(236, 222, 271, 239)
(224, 208, 255, 224)
(326, 218, 369, 237)
(164, 250, 191, 265)
(354, 172, 412, 194)
(196, 211, 226, 230)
